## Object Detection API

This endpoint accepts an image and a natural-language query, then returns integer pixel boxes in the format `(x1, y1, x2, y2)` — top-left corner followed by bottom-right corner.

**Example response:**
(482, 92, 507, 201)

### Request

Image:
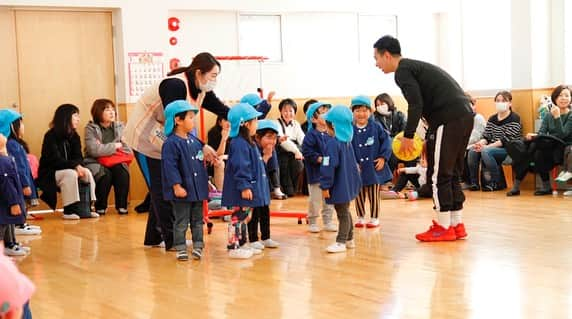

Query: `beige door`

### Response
(0, 9, 20, 111)
(15, 10, 115, 156)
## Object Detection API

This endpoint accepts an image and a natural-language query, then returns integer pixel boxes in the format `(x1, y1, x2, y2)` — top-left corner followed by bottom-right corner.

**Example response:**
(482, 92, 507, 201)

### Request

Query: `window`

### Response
(238, 14, 283, 62)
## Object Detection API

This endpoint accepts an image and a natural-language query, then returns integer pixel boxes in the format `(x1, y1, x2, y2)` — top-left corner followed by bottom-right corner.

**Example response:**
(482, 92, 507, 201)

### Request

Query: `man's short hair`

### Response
(373, 35, 401, 56)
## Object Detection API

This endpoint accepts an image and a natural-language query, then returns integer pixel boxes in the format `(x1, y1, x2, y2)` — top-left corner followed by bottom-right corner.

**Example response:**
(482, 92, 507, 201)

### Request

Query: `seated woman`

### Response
(84, 99, 131, 215)
(373, 93, 409, 174)
(468, 90, 522, 191)
(462, 92, 487, 184)
(276, 98, 305, 197)
(507, 85, 572, 196)
(37, 104, 98, 220)
(207, 115, 230, 191)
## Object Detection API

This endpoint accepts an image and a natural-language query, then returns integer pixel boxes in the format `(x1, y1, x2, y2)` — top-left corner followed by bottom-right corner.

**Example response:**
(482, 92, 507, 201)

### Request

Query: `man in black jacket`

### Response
(373, 35, 473, 242)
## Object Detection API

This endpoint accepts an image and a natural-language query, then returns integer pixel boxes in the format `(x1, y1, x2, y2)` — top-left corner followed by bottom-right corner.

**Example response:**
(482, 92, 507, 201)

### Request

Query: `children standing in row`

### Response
(222, 103, 268, 259)
(248, 120, 282, 250)
(302, 102, 337, 233)
(350, 96, 392, 228)
(320, 105, 361, 253)
(161, 100, 208, 261)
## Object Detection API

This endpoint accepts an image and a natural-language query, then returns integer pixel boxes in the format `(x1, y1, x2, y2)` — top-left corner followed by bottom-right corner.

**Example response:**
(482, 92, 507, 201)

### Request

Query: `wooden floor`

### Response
(13, 191, 572, 319)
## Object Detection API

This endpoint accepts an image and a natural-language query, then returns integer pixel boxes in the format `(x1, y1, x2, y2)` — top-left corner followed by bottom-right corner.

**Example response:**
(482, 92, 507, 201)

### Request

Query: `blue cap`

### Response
(322, 105, 354, 142)
(306, 102, 330, 131)
(228, 103, 263, 138)
(350, 95, 372, 109)
(240, 93, 263, 107)
(0, 109, 22, 138)
(164, 100, 198, 136)
(256, 119, 280, 134)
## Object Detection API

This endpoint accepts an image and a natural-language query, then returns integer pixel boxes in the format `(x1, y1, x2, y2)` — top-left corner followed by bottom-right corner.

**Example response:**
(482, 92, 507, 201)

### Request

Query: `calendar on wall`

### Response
(128, 52, 165, 98)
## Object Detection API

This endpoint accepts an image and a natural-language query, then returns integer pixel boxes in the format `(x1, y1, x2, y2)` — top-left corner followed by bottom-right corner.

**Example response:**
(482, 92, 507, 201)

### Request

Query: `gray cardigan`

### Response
(84, 121, 131, 178)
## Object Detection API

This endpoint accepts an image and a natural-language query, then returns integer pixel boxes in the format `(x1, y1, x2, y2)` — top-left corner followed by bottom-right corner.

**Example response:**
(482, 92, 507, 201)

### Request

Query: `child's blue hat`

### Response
(0, 109, 22, 138)
(350, 95, 372, 109)
(164, 100, 198, 136)
(228, 103, 263, 138)
(322, 105, 354, 142)
(240, 93, 263, 107)
(256, 119, 280, 134)
(306, 102, 330, 131)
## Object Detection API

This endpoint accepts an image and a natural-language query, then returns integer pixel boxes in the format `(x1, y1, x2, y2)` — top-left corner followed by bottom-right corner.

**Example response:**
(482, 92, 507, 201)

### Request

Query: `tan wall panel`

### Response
(0, 9, 20, 110)
(15, 10, 115, 156)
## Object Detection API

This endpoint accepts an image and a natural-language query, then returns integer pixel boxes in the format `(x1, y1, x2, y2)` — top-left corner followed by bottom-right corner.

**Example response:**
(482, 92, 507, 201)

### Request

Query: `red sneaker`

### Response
(354, 217, 365, 228)
(454, 223, 467, 239)
(415, 220, 457, 242)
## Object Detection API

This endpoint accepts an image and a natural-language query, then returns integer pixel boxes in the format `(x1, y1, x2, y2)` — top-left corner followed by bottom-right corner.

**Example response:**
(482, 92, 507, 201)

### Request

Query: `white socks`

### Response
(451, 210, 462, 227)
(437, 211, 451, 229)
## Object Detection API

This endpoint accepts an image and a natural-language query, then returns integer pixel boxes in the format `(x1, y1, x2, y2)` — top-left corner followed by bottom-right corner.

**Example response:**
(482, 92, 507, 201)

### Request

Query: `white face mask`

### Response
(376, 104, 390, 115)
(495, 102, 509, 112)
(200, 79, 217, 92)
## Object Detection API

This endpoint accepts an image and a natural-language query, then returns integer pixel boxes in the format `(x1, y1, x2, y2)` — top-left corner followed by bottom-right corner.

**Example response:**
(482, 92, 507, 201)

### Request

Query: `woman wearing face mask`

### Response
(467, 90, 522, 191)
(123, 52, 228, 251)
(373, 93, 406, 138)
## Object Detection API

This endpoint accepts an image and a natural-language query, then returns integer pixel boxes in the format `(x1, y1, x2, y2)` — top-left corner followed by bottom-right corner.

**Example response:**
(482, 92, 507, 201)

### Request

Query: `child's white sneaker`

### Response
(250, 241, 265, 250)
(323, 223, 338, 232)
(326, 242, 347, 253)
(308, 224, 320, 233)
(245, 244, 263, 255)
(366, 218, 380, 228)
(15, 225, 42, 235)
(62, 213, 80, 220)
(262, 238, 280, 248)
(346, 239, 355, 249)
(229, 248, 253, 259)
(90, 212, 100, 218)
(4, 245, 28, 256)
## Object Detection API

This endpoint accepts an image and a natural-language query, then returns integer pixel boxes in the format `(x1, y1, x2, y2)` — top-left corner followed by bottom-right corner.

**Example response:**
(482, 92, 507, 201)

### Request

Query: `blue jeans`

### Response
(467, 147, 507, 186)
(172, 201, 204, 251)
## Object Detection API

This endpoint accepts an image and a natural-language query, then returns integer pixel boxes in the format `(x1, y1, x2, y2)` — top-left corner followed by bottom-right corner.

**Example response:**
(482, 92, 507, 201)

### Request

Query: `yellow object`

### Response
(392, 132, 423, 161)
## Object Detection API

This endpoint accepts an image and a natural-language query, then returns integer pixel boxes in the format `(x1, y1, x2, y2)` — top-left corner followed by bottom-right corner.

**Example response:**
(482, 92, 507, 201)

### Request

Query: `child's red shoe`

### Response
(454, 223, 467, 239)
(415, 220, 456, 242)
(354, 217, 365, 228)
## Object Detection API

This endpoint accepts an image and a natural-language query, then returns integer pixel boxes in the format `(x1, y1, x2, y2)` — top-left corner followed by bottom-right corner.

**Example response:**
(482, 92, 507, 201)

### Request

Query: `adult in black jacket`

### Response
(374, 35, 473, 242)
(37, 104, 98, 219)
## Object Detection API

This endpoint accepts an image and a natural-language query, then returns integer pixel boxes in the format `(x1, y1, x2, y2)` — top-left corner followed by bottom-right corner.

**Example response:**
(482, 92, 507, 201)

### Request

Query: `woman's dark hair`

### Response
(551, 85, 571, 106)
(91, 98, 115, 124)
(168, 52, 221, 78)
(51, 104, 80, 138)
(238, 124, 254, 145)
(374, 93, 396, 111)
(494, 90, 512, 102)
(216, 115, 226, 127)
(9, 118, 30, 153)
(373, 35, 401, 56)
(303, 99, 318, 114)
(278, 98, 298, 113)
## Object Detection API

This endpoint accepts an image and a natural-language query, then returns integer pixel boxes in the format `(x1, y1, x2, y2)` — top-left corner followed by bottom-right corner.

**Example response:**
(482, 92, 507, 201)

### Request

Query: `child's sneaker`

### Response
(15, 225, 42, 235)
(90, 212, 100, 218)
(308, 224, 320, 233)
(262, 238, 280, 248)
(354, 217, 365, 228)
(346, 239, 355, 249)
(271, 188, 288, 200)
(326, 242, 347, 253)
(250, 241, 265, 250)
(16, 244, 31, 254)
(96, 209, 106, 216)
(454, 223, 467, 239)
(4, 245, 28, 256)
(25, 224, 41, 230)
(117, 208, 128, 215)
(323, 223, 338, 232)
(176, 250, 189, 261)
(191, 248, 202, 260)
(144, 241, 165, 248)
(229, 248, 253, 259)
(62, 213, 80, 220)
(415, 220, 457, 242)
(366, 218, 380, 228)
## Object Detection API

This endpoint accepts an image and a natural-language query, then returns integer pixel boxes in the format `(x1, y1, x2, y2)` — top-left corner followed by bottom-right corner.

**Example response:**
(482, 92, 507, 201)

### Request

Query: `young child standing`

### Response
(0, 109, 41, 236)
(161, 100, 208, 261)
(302, 101, 337, 233)
(350, 96, 392, 228)
(0, 133, 27, 256)
(248, 119, 282, 250)
(222, 103, 268, 259)
(320, 105, 361, 253)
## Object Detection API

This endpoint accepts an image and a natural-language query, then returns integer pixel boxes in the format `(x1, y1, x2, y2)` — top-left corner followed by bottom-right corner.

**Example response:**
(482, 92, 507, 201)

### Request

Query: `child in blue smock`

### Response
(222, 103, 269, 259)
(247, 119, 282, 250)
(302, 101, 336, 233)
(350, 96, 392, 228)
(0, 133, 27, 256)
(320, 105, 361, 253)
(161, 100, 209, 261)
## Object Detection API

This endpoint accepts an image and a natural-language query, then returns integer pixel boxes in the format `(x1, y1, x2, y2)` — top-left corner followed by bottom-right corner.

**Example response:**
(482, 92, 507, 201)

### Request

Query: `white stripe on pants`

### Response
(431, 125, 444, 211)
(55, 169, 97, 207)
